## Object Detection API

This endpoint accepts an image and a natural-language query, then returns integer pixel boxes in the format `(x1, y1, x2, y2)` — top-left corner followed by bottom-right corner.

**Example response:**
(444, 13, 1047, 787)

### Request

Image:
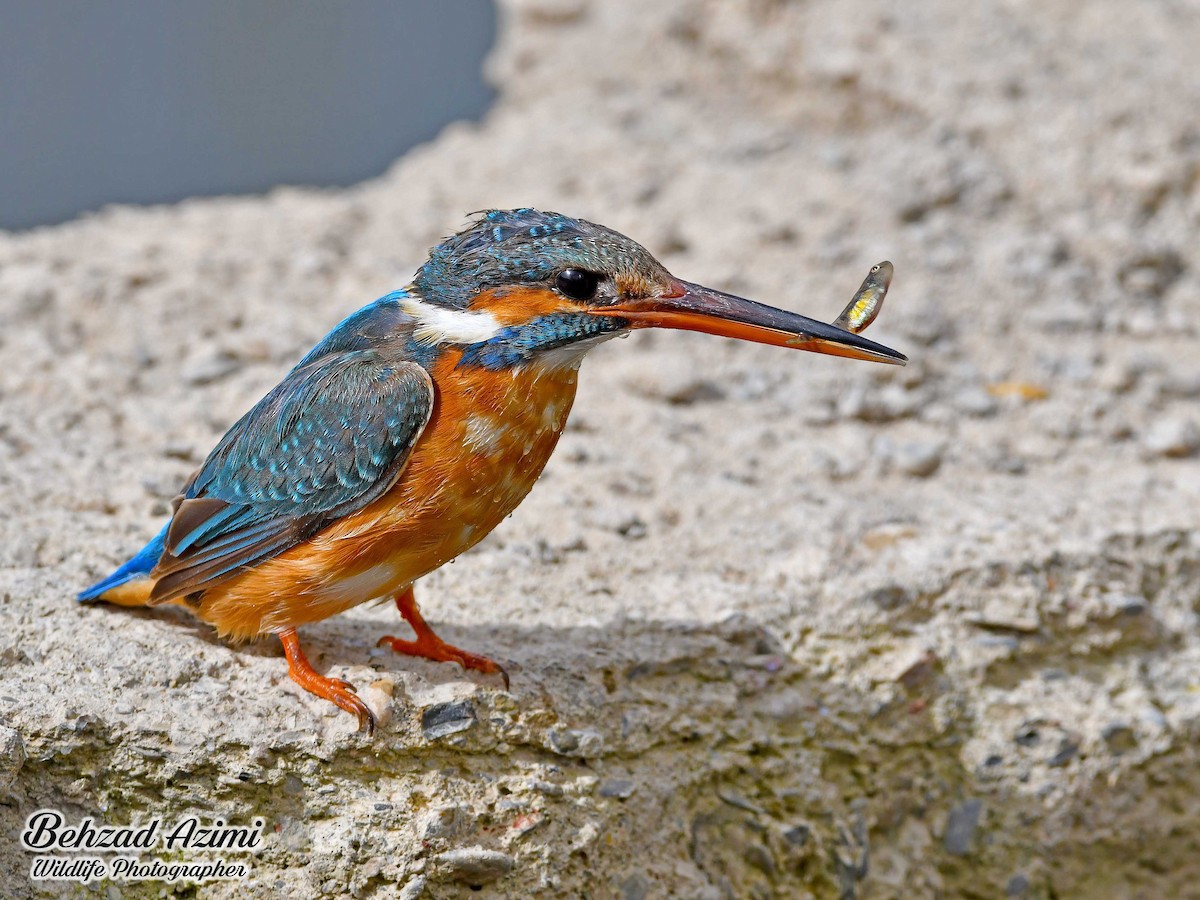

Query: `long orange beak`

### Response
(589, 280, 907, 365)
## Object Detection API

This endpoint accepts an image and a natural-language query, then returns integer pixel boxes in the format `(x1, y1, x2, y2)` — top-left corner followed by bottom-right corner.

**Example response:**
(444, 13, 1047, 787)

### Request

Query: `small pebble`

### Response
(620, 874, 651, 900)
(973, 634, 1019, 652)
(1160, 371, 1200, 399)
(530, 779, 564, 796)
(782, 823, 811, 847)
(986, 448, 1027, 475)
(952, 386, 999, 417)
(1006, 874, 1031, 896)
(1014, 724, 1041, 747)
(1098, 362, 1140, 395)
(398, 875, 427, 900)
(547, 727, 604, 758)
(421, 700, 476, 741)
(162, 442, 198, 461)
(364, 680, 394, 729)
(509, 811, 543, 839)
(1117, 246, 1185, 298)
(838, 383, 920, 422)
(1141, 418, 1200, 458)
(1101, 722, 1138, 755)
(181, 350, 242, 386)
(716, 790, 765, 814)
(866, 584, 911, 610)
(616, 518, 648, 540)
(434, 848, 515, 885)
(420, 805, 471, 840)
(1098, 593, 1147, 618)
(570, 820, 601, 852)
(896, 651, 939, 690)
(1048, 733, 1081, 767)
(598, 779, 635, 799)
(894, 441, 943, 478)
(665, 379, 725, 406)
(943, 798, 982, 855)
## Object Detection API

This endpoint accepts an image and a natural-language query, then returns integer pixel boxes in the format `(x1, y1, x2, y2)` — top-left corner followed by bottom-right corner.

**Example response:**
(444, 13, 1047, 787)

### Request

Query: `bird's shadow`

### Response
(101, 601, 283, 661)
(87, 592, 790, 695)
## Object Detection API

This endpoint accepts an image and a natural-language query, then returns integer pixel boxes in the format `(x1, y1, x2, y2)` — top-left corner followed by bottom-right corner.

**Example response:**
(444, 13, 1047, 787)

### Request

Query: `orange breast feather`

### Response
(194, 352, 579, 639)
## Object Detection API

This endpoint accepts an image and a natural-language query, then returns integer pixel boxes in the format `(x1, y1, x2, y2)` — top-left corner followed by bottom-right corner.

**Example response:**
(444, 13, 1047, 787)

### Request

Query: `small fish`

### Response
(833, 261, 893, 334)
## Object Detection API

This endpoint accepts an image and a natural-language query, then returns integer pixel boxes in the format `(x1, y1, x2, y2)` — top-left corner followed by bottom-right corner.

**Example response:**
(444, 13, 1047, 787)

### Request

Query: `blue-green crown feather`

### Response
(415, 208, 666, 308)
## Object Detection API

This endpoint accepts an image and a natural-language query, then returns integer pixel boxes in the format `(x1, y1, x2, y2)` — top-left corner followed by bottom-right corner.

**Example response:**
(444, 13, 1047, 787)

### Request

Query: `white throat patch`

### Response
(402, 296, 503, 345)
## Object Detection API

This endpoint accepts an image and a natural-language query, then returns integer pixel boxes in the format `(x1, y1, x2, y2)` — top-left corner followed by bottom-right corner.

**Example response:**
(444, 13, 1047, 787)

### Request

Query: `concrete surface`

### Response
(1, 0, 1198, 897)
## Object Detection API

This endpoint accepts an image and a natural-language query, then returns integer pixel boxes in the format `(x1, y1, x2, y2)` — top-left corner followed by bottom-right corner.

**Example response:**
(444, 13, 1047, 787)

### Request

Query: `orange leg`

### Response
(377, 586, 509, 689)
(279, 628, 375, 735)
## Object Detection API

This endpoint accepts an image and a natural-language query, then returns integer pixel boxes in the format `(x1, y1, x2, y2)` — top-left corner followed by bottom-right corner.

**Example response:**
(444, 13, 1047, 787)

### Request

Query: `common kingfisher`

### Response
(79, 209, 906, 733)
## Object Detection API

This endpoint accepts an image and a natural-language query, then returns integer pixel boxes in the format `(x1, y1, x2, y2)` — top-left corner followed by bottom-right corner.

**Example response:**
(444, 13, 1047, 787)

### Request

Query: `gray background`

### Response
(0, 1, 496, 230)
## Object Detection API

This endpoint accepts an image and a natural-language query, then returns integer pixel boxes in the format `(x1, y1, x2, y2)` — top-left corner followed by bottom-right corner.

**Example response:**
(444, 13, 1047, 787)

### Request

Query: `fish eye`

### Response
(555, 268, 601, 301)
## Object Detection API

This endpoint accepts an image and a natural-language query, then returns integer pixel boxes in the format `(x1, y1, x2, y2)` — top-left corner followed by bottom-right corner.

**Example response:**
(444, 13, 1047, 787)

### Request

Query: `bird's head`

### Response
(406, 208, 906, 370)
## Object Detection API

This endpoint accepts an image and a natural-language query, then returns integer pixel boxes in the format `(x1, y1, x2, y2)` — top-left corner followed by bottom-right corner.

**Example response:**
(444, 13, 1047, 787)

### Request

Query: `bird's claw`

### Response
(279, 629, 375, 735)
(295, 675, 375, 735)
(378, 633, 510, 690)
(329, 687, 376, 736)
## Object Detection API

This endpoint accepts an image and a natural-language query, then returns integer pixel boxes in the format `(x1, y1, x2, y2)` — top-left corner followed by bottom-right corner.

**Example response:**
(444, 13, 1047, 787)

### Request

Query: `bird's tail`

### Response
(77, 524, 168, 606)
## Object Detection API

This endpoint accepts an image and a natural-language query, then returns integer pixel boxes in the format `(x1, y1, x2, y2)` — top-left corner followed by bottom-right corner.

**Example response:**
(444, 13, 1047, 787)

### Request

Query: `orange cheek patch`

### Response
(468, 286, 581, 325)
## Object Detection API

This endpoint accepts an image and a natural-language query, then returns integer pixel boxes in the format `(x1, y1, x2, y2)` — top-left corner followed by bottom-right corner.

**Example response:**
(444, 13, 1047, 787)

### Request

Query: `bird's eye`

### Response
(555, 268, 600, 301)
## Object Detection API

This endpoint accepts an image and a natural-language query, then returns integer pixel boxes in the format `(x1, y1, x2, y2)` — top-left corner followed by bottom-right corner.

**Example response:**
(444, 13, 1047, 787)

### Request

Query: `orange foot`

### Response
(279, 628, 375, 735)
(378, 586, 510, 690)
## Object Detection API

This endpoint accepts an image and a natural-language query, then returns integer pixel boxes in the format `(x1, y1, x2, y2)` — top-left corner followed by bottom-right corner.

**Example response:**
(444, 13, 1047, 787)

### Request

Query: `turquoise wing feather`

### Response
(149, 347, 432, 603)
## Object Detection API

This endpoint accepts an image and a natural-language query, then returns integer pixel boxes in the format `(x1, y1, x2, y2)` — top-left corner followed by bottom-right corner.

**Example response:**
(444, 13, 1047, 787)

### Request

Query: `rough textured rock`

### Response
(2, 0, 1199, 897)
